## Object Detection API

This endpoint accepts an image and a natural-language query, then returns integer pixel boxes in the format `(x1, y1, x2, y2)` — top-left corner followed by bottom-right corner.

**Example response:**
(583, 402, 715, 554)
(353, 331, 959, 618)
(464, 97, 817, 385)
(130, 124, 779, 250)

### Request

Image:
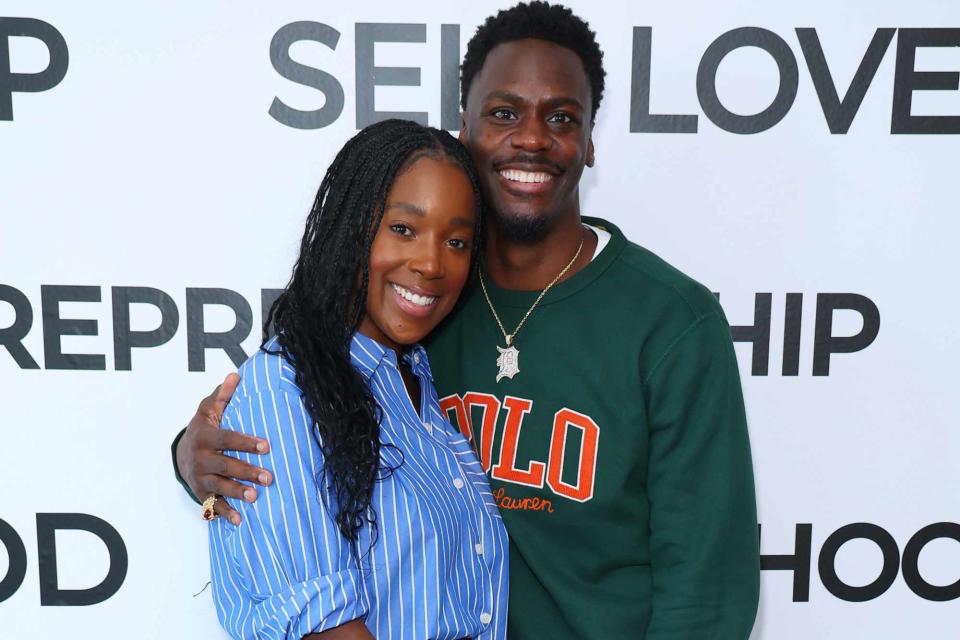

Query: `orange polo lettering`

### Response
(493, 487, 554, 513)
(546, 408, 600, 503)
(491, 396, 545, 488)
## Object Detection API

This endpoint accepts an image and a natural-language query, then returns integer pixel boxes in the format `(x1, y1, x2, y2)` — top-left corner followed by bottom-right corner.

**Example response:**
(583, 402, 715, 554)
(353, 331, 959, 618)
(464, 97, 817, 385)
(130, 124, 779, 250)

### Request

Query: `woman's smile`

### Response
(389, 282, 441, 317)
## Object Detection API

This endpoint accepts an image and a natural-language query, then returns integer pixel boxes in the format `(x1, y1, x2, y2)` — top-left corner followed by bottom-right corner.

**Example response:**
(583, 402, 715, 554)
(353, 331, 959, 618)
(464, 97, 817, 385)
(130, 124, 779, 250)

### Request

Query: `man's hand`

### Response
(176, 374, 272, 525)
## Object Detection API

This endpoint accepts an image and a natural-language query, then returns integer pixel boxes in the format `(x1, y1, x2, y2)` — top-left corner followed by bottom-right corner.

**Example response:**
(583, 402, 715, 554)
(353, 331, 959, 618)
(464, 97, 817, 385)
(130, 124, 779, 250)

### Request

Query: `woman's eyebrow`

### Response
(386, 201, 427, 216)
(388, 201, 474, 228)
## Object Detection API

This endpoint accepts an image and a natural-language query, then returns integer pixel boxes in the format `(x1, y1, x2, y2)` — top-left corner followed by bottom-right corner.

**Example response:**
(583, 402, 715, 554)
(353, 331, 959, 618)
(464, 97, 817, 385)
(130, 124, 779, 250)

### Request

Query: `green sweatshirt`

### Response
(424, 217, 759, 639)
(173, 216, 759, 639)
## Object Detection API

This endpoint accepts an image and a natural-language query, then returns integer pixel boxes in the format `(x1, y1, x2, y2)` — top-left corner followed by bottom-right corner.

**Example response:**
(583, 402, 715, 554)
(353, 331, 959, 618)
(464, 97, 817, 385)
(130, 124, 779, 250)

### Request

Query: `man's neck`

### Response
(483, 213, 598, 291)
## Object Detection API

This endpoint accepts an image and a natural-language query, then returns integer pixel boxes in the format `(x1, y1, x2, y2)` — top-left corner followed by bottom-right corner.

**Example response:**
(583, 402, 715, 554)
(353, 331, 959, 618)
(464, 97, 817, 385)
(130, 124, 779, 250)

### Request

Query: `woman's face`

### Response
(358, 155, 477, 352)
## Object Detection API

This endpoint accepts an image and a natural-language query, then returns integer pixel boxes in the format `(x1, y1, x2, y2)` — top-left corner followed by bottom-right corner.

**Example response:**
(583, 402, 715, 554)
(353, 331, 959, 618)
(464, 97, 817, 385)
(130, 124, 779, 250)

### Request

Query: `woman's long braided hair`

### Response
(264, 119, 484, 544)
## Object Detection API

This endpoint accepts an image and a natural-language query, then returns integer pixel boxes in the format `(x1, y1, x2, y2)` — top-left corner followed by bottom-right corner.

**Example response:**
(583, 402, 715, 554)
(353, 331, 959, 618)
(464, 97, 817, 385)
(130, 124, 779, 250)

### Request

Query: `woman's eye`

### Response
(447, 238, 469, 250)
(389, 223, 413, 237)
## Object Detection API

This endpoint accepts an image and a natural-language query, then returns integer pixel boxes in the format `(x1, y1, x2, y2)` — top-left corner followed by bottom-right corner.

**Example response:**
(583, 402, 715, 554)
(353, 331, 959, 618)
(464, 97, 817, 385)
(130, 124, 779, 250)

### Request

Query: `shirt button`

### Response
(479, 612, 492, 625)
(413, 352, 421, 364)
(424, 421, 433, 435)
(452, 477, 465, 490)
(475, 542, 484, 555)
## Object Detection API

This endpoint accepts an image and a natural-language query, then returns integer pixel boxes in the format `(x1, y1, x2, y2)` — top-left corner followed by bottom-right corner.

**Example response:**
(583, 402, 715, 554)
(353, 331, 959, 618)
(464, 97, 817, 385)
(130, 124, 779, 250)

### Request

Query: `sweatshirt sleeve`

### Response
(642, 312, 760, 639)
(170, 427, 201, 504)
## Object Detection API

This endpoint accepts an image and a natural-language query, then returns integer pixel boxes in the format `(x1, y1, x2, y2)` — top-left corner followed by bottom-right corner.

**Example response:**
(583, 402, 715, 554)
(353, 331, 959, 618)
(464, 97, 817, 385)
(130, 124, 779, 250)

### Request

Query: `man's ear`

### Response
(458, 113, 467, 143)
(586, 137, 595, 167)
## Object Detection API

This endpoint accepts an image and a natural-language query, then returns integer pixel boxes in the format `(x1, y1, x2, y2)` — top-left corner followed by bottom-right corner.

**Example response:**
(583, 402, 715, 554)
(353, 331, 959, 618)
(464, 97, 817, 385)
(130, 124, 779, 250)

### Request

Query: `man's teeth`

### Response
(392, 284, 438, 307)
(499, 169, 552, 184)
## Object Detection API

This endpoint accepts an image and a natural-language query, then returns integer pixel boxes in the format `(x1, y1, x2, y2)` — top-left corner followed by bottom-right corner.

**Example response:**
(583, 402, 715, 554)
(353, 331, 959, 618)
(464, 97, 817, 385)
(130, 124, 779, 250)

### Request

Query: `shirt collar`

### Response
(349, 332, 431, 381)
(400, 342, 432, 381)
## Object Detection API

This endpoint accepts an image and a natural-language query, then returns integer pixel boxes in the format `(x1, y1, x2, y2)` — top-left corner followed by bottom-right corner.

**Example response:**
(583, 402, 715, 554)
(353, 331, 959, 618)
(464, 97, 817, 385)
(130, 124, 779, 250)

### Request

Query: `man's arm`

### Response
(208, 371, 369, 638)
(643, 312, 760, 639)
(171, 373, 273, 524)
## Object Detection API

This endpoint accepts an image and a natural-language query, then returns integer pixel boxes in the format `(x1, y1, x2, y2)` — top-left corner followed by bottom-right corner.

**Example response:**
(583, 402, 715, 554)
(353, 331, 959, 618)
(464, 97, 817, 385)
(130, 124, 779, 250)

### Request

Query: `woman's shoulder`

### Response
(224, 339, 310, 439)
(233, 337, 300, 401)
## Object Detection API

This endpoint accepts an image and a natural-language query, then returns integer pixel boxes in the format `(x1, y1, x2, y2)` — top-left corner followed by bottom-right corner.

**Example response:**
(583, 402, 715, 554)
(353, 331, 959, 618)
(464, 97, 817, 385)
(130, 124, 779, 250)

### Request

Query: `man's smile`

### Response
(493, 161, 562, 197)
(498, 169, 553, 183)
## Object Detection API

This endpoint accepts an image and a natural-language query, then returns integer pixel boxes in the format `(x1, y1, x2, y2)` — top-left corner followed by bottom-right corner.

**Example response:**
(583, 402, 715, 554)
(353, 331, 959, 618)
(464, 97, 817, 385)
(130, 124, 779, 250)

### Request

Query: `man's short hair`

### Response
(460, 1, 606, 122)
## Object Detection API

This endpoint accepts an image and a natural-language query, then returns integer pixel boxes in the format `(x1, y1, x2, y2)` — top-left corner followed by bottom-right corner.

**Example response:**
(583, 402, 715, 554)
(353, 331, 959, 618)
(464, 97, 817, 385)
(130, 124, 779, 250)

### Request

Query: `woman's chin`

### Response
(386, 328, 431, 348)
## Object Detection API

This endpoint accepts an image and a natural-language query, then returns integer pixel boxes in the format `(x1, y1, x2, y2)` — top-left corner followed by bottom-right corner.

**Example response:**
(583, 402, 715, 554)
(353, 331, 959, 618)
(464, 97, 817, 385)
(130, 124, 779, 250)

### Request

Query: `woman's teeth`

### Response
(499, 169, 552, 183)
(392, 284, 438, 307)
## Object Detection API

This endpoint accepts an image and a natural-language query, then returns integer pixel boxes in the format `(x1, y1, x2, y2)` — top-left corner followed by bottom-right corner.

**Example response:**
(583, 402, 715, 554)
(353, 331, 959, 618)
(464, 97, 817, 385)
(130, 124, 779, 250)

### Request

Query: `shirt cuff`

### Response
(247, 567, 368, 639)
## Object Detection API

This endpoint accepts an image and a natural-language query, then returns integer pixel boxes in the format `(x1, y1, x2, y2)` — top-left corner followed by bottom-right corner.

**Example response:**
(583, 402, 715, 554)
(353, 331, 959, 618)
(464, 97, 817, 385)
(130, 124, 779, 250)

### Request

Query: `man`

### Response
(174, 3, 760, 638)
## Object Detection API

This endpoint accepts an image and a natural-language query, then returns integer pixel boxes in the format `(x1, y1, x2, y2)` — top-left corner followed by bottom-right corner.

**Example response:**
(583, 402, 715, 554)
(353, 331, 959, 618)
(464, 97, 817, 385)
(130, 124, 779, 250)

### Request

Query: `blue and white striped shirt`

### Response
(208, 333, 509, 640)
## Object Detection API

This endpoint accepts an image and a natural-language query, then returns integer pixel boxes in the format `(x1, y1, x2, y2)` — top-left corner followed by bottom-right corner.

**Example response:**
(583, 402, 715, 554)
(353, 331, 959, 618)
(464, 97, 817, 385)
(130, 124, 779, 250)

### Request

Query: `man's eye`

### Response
(491, 108, 517, 120)
(389, 223, 413, 236)
(548, 112, 575, 124)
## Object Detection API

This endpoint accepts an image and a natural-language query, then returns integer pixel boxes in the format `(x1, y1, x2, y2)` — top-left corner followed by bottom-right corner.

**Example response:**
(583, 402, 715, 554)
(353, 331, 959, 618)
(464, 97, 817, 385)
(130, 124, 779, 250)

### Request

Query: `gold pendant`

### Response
(496, 344, 520, 382)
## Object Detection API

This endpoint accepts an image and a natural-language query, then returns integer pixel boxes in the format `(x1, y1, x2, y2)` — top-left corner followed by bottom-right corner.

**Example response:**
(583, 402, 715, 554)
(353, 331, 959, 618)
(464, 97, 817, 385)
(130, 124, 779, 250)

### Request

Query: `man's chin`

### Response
(491, 209, 557, 244)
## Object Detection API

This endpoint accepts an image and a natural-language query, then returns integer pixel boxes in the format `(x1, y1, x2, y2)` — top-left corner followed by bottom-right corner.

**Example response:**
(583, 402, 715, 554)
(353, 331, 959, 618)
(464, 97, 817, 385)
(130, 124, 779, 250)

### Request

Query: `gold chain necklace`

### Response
(479, 233, 585, 382)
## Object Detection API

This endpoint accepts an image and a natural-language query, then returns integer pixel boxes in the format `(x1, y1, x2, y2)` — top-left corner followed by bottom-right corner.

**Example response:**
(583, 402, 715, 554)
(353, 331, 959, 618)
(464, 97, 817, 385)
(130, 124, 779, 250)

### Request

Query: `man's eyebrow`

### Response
(542, 95, 584, 111)
(481, 90, 584, 112)
(482, 90, 527, 105)
(386, 201, 426, 216)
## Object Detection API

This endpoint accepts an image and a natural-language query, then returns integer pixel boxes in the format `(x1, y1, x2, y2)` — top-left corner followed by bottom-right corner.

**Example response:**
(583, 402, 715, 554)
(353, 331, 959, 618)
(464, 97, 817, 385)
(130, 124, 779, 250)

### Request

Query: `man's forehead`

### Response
(468, 39, 591, 104)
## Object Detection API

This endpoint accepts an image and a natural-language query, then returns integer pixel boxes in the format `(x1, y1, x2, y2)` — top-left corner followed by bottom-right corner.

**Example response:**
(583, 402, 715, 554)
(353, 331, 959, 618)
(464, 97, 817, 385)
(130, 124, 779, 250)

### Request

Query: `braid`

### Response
(264, 119, 484, 546)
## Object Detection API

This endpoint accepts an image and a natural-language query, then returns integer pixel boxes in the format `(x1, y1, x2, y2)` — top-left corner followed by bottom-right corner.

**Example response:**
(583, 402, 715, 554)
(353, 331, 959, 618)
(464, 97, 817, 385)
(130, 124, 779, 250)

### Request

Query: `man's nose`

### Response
(510, 116, 551, 152)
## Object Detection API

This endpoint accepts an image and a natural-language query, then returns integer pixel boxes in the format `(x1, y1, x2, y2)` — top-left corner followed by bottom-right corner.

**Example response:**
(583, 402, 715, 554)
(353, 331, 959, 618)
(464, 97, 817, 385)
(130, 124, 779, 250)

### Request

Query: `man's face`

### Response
(461, 38, 595, 243)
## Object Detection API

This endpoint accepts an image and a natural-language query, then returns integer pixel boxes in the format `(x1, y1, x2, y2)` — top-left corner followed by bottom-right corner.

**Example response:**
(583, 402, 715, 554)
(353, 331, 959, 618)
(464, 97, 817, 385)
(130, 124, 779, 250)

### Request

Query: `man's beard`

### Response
(489, 206, 560, 244)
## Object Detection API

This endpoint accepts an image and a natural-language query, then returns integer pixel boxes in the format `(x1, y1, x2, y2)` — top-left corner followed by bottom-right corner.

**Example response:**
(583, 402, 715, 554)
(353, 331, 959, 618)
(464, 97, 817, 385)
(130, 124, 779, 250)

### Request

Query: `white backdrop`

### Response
(1, 2, 958, 638)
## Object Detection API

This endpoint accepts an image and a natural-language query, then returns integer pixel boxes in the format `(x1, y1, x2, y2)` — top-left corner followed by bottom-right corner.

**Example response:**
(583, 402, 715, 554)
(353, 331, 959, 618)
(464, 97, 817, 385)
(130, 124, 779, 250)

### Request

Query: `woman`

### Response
(207, 119, 508, 640)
